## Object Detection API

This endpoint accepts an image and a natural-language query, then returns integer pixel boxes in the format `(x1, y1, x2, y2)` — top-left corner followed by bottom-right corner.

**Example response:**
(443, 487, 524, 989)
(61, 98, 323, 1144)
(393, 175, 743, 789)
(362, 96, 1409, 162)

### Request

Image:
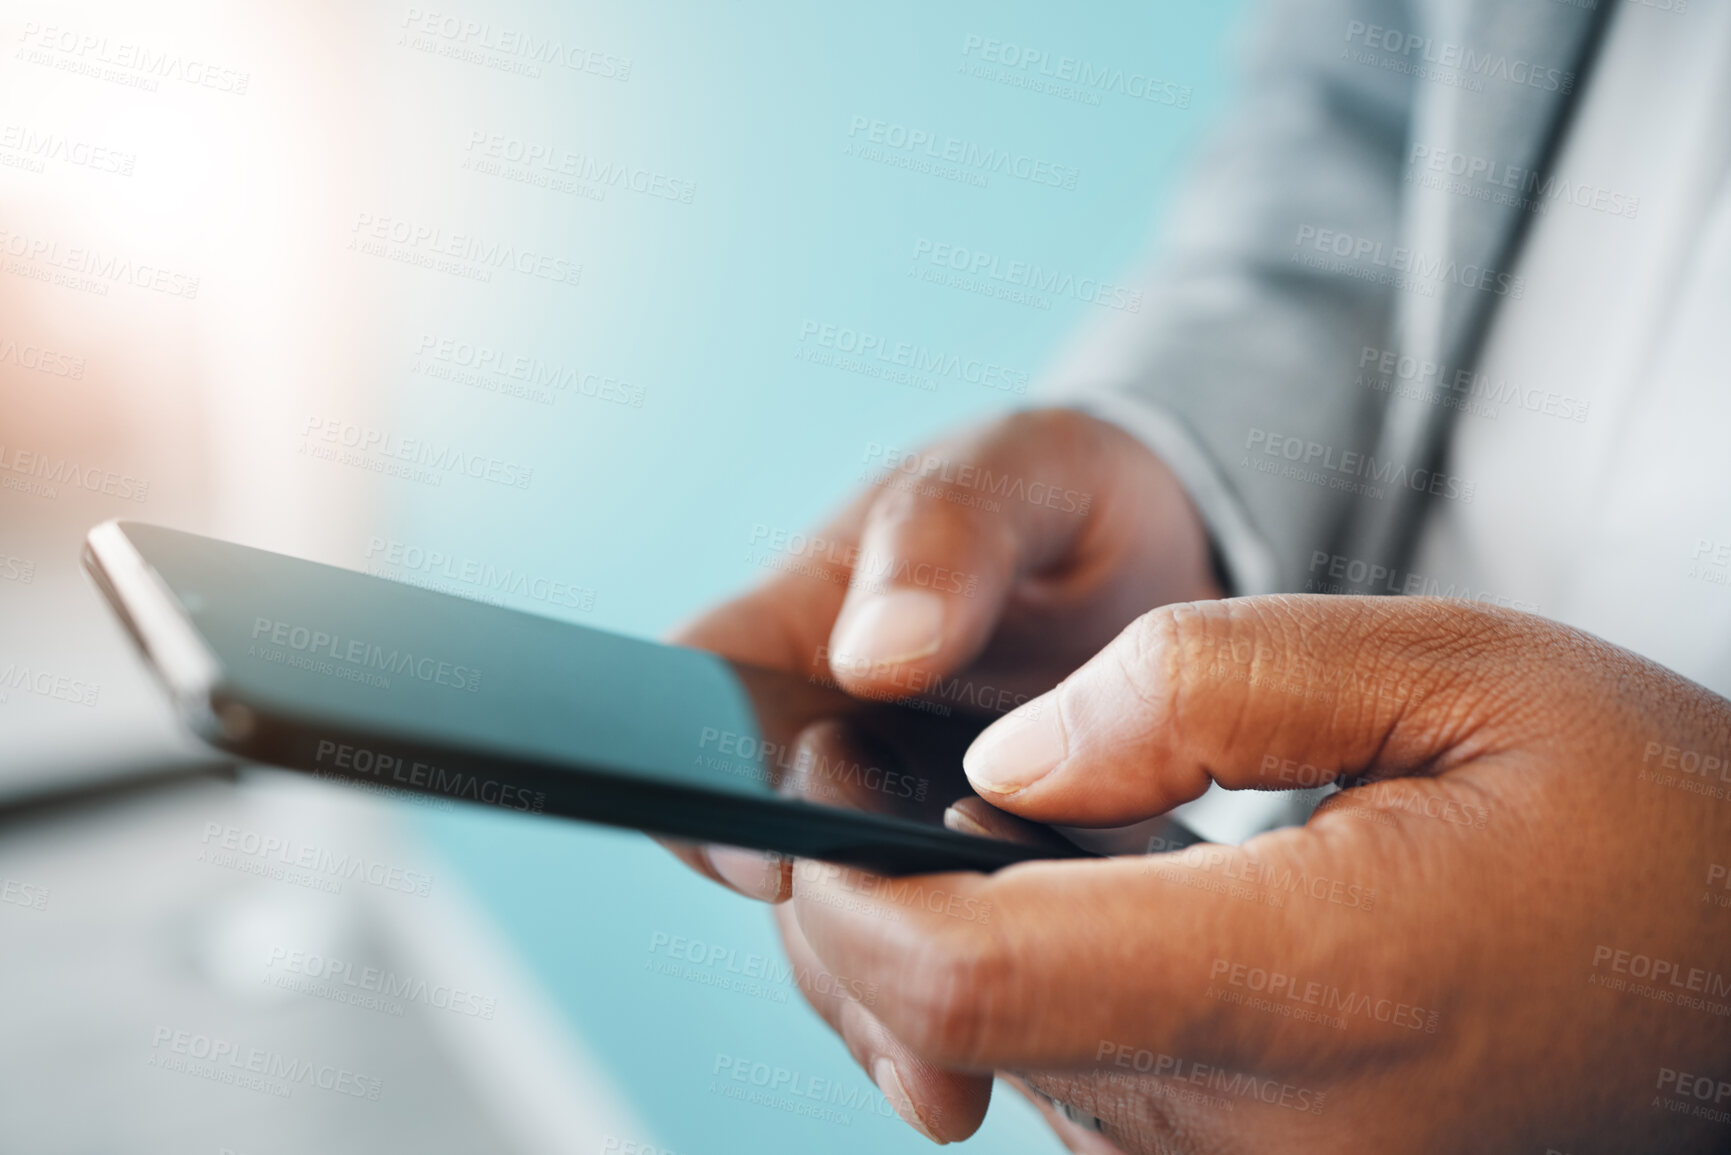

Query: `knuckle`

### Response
(868, 459, 982, 533)
(1354, 597, 1527, 726)
(1116, 602, 1209, 713)
(1118, 610, 1174, 701)
(1362, 596, 1499, 666)
(892, 928, 1009, 1067)
(862, 467, 1014, 574)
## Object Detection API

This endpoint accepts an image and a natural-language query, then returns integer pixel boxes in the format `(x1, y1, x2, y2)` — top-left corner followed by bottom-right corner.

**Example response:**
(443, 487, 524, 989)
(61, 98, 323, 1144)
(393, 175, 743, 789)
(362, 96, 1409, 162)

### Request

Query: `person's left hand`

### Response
(780, 595, 1731, 1153)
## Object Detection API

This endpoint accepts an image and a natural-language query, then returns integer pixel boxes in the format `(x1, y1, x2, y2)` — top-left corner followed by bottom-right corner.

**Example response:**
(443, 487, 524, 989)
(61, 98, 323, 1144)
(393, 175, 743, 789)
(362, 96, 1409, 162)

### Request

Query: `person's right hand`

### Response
(662, 407, 1224, 901)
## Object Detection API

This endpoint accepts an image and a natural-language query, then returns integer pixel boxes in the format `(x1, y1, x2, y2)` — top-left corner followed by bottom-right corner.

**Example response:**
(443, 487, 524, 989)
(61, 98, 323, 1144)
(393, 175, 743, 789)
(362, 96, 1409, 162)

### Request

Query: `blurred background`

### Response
(0, 1, 1245, 1150)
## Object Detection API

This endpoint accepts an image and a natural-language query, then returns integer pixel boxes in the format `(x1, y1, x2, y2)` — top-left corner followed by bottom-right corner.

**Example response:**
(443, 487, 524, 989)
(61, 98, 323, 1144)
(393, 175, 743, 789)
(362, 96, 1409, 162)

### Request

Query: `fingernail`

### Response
(829, 588, 945, 675)
(942, 805, 992, 837)
(707, 846, 788, 902)
(873, 1056, 944, 1144)
(963, 698, 1066, 795)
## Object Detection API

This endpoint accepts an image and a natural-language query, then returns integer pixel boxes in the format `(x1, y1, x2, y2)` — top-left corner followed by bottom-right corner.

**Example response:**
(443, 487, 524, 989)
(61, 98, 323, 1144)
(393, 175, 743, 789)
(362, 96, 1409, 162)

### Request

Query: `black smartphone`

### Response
(84, 521, 1178, 874)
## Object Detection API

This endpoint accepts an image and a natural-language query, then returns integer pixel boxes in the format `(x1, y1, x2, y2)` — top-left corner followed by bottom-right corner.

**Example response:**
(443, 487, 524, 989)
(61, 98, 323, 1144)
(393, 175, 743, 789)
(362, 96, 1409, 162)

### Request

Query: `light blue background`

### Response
(373, 1, 1251, 1149)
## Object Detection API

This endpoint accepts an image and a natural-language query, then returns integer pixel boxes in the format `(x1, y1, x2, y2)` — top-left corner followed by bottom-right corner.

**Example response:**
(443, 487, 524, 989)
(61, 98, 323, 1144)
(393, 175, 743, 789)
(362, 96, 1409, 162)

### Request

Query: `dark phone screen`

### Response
(122, 523, 1060, 848)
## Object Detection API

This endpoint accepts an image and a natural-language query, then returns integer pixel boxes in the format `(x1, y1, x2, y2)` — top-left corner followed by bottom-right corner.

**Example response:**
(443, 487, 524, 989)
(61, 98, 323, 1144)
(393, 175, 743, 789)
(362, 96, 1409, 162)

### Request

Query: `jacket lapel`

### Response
(1340, 0, 1611, 587)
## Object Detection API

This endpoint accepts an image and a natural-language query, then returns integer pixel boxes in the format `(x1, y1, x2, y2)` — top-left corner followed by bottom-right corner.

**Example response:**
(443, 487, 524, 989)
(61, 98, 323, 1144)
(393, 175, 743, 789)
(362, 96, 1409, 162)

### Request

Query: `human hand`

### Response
(784, 596, 1731, 1152)
(664, 408, 1222, 900)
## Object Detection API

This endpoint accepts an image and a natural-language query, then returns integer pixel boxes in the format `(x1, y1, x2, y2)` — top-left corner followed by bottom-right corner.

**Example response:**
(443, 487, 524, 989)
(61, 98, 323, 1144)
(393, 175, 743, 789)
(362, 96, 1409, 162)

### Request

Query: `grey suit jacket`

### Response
(1044, 0, 1610, 597)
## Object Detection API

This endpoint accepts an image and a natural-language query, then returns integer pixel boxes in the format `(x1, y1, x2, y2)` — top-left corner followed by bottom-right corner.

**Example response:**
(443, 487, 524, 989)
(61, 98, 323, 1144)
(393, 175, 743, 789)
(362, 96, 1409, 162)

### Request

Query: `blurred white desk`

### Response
(0, 767, 647, 1154)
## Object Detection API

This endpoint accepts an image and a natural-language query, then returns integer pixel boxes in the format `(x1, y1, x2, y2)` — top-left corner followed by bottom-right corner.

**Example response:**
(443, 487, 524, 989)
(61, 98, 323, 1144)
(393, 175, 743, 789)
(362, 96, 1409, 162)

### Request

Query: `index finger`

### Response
(788, 828, 1420, 1079)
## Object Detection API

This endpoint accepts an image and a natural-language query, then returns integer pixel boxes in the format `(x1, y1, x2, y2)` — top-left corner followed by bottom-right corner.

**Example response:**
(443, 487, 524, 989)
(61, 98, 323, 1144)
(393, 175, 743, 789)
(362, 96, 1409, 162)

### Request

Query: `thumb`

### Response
(960, 595, 1539, 826)
(824, 411, 1110, 702)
